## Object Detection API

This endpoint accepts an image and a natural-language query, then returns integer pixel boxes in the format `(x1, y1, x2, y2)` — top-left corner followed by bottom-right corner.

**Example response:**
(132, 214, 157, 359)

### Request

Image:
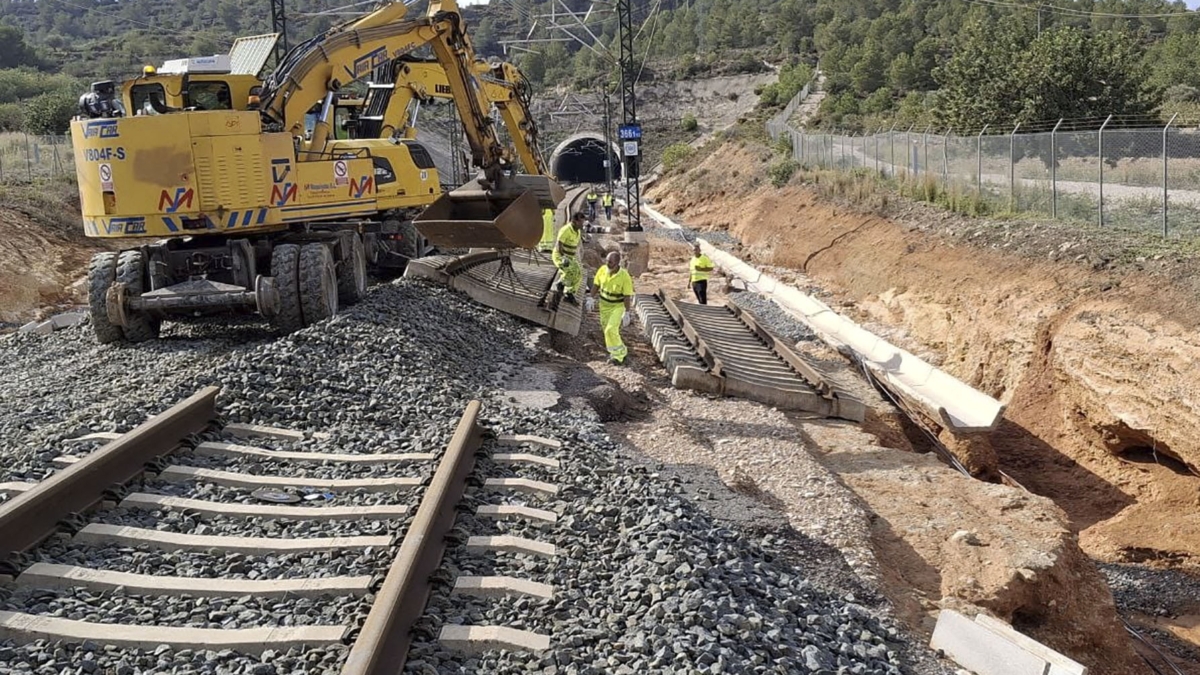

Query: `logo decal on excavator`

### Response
(83, 120, 119, 139)
(159, 188, 194, 213)
(271, 182, 297, 205)
(346, 46, 389, 81)
(435, 84, 452, 95)
(271, 158, 291, 183)
(349, 176, 374, 199)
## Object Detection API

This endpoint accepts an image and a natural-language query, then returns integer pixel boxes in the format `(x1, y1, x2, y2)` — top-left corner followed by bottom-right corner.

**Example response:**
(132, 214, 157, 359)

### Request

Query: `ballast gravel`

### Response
(408, 414, 911, 675)
(0, 277, 944, 673)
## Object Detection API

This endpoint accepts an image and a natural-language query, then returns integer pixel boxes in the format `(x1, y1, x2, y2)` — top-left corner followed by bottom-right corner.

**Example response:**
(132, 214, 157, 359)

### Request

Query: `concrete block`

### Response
(930, 609, 1049, 675)
(50, 312, 87, 330)
(439, 624, 550, 654)
(18, 321, 52, 335)
(452, 575, 553, 600)
(974, 614, 1086, 675)
(476, 504, 557, 524)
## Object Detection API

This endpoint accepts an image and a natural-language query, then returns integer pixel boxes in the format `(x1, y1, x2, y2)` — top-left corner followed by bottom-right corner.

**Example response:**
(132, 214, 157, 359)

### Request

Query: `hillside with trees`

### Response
(1, 0, 1199, 134)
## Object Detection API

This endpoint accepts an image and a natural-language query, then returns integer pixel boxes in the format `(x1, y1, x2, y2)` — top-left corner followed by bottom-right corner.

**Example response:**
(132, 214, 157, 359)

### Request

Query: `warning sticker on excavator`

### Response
(98, 163, 113, 191)
(420, 170, 428, 181)
(334, 160, 349, 186)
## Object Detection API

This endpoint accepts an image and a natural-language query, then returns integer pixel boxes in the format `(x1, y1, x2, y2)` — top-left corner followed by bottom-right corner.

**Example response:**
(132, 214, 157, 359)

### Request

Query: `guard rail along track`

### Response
(634, 290, 865, 422)
(0, 389, 562, 672)
(404, 186, 593, 336)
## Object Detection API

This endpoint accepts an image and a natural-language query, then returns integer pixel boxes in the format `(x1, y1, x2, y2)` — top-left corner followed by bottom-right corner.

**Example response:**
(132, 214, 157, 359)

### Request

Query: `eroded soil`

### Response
(642, 136, 1200, 672)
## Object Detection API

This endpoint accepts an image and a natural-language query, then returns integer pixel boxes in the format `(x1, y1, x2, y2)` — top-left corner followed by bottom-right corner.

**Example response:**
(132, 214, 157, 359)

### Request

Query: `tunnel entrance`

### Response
(550, 133, 622, 185)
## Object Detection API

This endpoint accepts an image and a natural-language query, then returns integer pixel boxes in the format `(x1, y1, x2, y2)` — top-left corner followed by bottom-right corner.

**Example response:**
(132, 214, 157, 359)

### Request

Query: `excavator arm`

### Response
(259, 0, 512, 183)
(258, 0, 561, 249)
(357, 59, 551, 176)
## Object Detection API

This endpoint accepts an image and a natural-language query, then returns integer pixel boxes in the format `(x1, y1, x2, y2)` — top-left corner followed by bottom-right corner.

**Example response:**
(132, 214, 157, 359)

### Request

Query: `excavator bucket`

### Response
(414, 176, 564, 249)
(510, 174, 566, 209)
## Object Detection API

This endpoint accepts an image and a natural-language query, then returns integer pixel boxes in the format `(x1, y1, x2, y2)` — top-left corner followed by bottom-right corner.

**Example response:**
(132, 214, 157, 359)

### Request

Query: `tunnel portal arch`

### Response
(549, 132, 623, 185)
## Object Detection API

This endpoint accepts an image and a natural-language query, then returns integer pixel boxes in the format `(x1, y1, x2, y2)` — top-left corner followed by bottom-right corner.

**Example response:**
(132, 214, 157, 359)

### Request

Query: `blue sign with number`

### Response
(618, 123, 642, 141)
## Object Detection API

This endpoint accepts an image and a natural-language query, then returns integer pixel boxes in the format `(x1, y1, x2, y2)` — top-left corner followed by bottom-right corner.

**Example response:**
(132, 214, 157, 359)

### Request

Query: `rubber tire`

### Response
(299, 243, 338, 327)
(385, 218, 422, 260)
(87, 252, 123, 344)
(270, 243, 304, 335)
(114, 250, 161, 342)
(337, 233, 367, 305)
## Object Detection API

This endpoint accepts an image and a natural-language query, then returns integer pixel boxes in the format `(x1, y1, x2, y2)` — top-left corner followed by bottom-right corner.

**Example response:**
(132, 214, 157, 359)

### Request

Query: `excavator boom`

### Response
(256, 0, 560, 249)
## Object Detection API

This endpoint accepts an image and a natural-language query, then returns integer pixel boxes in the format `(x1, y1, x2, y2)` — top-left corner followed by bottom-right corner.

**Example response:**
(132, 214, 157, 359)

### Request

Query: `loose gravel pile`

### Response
(1, 276, 937, 674)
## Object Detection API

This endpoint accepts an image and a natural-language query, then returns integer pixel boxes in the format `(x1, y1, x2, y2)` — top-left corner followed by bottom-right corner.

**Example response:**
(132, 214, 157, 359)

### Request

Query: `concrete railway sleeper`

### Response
(0, 396, 564, 671)
(634, 290, 865, 421)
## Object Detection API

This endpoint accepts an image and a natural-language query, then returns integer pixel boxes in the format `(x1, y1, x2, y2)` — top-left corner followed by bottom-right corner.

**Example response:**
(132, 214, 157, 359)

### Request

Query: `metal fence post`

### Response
(887, 123, 896, 174)
(1051, 118, 1063, 218)
(875, 126, 882, 174)
(923, 125, 931, 175)
(51, 136, 61, 176)
(1163, 113, 1178, 237)
(1009, 123, 1020, 211)
(24, 132, 32, 182)
(976, 124, 990, 200)
(1098, 114, 1113, 227)
(905, 124, 915, 176)
(943, 128, 950, 178)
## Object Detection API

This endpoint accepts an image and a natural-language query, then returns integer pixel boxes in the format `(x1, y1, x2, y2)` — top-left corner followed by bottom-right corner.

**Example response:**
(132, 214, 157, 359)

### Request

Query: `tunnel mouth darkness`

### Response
(550, 134, 622, 185)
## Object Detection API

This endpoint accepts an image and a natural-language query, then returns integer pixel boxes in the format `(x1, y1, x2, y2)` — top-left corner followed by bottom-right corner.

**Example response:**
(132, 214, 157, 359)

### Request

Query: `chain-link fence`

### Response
(773, 120, 1200, 237)
(0, 132, 75, 184)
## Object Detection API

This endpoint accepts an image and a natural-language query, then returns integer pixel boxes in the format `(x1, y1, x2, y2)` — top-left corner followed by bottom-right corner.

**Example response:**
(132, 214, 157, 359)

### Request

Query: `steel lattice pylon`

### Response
(271, 0, 289, 66)
(616, 0, 642, 231)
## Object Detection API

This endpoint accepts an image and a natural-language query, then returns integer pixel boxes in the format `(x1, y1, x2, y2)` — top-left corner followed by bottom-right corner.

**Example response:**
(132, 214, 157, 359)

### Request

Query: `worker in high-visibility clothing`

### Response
(586, 250, 635, 365)
(586, 188, 599, 220)
(689, 242, 715, 305)
(538, 207, 556, 253)
(553, 212, 586, 303)
(602, 192, 614, 220)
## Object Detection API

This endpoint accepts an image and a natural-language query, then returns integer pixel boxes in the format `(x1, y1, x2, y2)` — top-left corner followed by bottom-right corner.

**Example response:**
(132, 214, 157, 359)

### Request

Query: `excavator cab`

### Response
(415, 175, 564, 249)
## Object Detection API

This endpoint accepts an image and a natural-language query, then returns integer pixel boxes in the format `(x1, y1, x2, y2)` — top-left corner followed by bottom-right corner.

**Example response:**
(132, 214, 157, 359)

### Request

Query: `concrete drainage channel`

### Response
(0, 388, 563, 672)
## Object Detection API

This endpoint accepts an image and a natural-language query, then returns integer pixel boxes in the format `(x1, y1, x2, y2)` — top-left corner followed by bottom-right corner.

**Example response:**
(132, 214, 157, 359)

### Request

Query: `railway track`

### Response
(0, 388, 562, 672)
(634, 290, 865, 421)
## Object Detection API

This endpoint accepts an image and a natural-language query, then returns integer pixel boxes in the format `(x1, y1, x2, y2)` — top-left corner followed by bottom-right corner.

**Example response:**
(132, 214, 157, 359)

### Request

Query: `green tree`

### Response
(934, 18, 1031, 129)
(0, 25, 38, 69)
(1018, 27, 1157, 123)
(22, 91, 76, 134)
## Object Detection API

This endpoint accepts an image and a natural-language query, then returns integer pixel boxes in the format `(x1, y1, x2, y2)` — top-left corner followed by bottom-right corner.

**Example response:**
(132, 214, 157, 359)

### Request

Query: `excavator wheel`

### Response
(87, 252, 123, 345)
(115, 250, 161, 343)
(299, 243, 338, 326)
(337, 233, 367, 305)
(269, 244, 304, 335)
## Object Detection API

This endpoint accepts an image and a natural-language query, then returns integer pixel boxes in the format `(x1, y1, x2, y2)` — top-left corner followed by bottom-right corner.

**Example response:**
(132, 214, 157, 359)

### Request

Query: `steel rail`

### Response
(726, 302, 833, 396)
(341, 400, 484, 675)
(658, 290, 726, 379)
(0, 386, 219, 568)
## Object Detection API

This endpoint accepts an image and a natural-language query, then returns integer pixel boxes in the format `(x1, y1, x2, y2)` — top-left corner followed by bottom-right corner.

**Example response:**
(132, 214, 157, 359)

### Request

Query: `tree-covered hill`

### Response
(1, 0, 1200, 134)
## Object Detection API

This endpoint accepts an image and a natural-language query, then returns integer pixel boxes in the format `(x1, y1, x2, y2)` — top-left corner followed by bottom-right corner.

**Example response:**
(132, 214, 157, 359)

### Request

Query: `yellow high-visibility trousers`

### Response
(599, 301, 627, 363)
(552, 251, 581, 295)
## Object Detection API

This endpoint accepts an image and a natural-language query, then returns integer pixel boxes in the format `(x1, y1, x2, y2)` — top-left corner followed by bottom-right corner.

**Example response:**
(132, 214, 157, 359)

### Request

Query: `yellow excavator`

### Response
(71, 0, 563, 342)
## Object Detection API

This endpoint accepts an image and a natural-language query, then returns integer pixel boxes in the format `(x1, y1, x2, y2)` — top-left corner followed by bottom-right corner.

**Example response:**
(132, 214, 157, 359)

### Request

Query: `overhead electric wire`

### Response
(960, 0, 1196, 20)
